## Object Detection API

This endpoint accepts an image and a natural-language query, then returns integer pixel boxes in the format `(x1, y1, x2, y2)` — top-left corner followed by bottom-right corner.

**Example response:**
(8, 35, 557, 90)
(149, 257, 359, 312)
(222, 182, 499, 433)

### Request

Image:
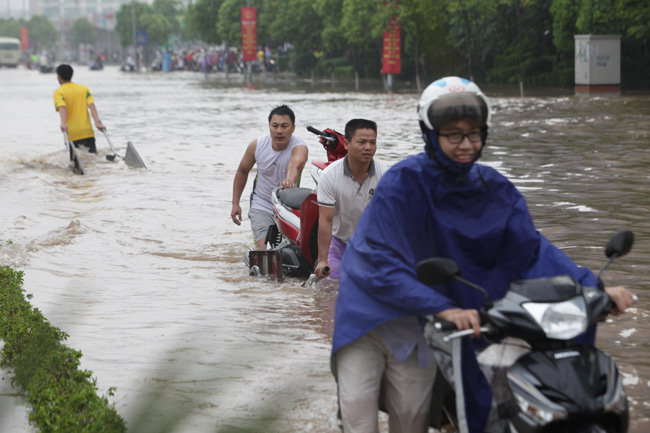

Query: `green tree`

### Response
(616, 0, 650, 40)
(116, 1, 172, 47)
(116, 2, 147, 46)
(185, 0, 225, 43)
(140, 10, 174, 46)
(264, 0, 324, 77)
(0, 18, 25, 39)
(341, 0, 384, 87)
(71, 18, 97, 46)
(485, 0, 558, 86)
(398, 0, 447, 89)
(549, 0, 579, 55)
(154, 0, 183, 35)
(216, 0, 244, 47)
(496, 0, 535, 95)
(444, 0, 498, 81)
(575, 0, 620, 34)
(27, 15, 58, 49)
(614, 0, 650, 88)
(215, 0, 271, 49)
(314, 0, 345, 80)
(315, 0, 344, 54)
(549, 0, 650, 87)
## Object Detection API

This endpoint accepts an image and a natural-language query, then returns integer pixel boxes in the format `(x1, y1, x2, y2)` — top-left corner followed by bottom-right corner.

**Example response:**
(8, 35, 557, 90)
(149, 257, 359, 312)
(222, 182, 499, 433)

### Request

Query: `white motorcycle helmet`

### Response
(417, 76, 491, 131)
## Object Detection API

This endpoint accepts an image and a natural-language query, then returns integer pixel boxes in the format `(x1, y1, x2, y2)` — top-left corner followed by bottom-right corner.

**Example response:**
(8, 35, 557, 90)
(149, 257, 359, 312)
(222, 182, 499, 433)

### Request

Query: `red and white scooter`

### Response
(248, 126, 347, 279)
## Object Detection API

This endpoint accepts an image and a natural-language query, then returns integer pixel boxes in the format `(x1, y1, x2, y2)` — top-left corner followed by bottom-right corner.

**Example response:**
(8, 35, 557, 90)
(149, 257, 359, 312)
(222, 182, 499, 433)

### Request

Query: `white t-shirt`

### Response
(250, 133, 307, 213)
(317, 156, 387, 242)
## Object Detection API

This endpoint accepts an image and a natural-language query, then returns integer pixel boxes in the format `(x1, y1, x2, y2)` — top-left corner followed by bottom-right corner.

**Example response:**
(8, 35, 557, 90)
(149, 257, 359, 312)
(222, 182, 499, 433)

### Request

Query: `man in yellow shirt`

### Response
(53, 64, 106, 156)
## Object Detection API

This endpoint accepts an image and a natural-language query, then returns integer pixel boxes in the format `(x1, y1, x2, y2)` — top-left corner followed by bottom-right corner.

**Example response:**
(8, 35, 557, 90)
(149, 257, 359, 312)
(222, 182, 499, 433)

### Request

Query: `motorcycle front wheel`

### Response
(569, 423, 609, 433)
(506, 423, 611, 433)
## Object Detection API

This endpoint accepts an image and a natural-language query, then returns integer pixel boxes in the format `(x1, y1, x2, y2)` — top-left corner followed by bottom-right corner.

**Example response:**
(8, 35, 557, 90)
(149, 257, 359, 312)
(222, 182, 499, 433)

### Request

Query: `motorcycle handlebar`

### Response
(306, 125, 336, 143)
(433, 320, 458, 332)
(432, 318, 491, 341)
(307, 126, 324, 136)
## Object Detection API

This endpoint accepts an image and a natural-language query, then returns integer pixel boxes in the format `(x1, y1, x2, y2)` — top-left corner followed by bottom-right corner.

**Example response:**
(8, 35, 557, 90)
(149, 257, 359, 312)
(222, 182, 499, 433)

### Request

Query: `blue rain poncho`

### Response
(332, 130, 598, 432)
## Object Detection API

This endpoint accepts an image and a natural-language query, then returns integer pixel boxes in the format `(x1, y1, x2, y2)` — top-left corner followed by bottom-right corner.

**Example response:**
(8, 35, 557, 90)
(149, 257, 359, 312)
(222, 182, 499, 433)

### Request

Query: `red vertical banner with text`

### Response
(381, 17, 401, 75)
(20, 26, 29, 50)
(241, 7, 257, 62)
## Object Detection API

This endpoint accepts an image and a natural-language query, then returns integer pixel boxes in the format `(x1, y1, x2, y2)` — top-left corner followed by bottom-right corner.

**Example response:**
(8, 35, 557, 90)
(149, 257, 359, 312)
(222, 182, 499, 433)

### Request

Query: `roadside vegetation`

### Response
(0, 266, 127, 433)
(1, 0, 649, 89)
(180, 0, 650, 88)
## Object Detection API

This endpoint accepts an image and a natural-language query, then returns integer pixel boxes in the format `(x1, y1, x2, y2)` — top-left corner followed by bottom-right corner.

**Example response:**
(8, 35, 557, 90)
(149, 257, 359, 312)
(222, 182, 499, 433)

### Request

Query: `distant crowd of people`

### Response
(22, 44, 288, 75)
(149, 48, 243, 73)
(143, 44, 290, 74)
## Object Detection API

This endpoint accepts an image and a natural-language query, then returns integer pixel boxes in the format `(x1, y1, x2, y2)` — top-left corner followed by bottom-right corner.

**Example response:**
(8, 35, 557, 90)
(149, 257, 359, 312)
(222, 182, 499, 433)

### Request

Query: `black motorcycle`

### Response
(417, 230, 635, 433)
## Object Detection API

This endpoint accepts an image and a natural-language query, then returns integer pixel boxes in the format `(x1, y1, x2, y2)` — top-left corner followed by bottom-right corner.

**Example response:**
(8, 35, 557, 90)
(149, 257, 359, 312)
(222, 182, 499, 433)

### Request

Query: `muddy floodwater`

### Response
(1, 66, 649, 432)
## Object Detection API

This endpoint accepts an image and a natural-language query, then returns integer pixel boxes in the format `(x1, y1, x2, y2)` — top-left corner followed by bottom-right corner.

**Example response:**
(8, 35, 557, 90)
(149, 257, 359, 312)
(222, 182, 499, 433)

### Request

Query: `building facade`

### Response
(28, 0, 156, 61)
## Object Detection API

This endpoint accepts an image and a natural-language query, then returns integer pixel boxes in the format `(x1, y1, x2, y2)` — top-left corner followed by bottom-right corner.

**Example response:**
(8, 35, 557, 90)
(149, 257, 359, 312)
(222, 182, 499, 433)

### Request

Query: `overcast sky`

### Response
(1, 0, 31, 20)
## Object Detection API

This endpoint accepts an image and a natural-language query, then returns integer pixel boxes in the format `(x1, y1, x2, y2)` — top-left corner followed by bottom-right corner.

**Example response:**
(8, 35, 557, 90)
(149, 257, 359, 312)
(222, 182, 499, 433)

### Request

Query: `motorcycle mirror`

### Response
(605, 230, 634, 259)
(597, 229, 634, 282)
(417, 257, 493, 310)
(416, 258, 460, 285)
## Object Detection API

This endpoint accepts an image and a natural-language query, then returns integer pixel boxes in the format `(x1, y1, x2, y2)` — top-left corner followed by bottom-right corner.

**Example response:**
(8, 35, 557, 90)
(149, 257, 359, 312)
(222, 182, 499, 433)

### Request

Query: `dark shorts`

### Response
(73, 137, 97, 153)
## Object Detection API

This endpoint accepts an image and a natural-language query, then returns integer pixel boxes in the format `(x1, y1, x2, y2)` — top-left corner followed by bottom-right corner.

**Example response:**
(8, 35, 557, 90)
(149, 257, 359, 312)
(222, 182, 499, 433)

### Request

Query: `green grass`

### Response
(0, 266, 127, 433)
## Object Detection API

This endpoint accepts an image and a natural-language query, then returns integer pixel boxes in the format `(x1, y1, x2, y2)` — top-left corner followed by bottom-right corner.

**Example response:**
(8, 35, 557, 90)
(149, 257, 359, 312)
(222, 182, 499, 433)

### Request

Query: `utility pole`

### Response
(246, 0, 252, 80)
(131, 0, 138, 71)
(59, 0, 64, 59)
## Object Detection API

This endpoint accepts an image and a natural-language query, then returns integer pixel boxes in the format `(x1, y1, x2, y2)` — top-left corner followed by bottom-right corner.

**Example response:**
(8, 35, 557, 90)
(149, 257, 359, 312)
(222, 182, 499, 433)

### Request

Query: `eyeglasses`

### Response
(438, 131, 483, 144)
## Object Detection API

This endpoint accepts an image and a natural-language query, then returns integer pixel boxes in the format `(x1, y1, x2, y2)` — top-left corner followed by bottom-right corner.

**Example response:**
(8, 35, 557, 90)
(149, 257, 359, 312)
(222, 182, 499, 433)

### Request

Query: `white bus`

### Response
(0, 37, 22, 67)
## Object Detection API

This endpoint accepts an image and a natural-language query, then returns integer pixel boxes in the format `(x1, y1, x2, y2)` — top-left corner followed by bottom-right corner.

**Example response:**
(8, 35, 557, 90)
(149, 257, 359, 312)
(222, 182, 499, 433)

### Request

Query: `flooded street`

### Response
(1, 66, 649, 432)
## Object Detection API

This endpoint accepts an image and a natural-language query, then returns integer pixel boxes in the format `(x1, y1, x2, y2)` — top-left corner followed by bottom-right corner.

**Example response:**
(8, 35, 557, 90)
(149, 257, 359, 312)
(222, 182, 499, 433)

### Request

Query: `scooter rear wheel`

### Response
(249, 265, 261, 277)
(576, 426, 608, 433)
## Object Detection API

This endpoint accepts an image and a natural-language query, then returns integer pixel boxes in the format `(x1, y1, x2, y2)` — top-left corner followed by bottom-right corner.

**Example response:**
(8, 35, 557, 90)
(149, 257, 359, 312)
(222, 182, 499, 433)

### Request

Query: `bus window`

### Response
(0, 37, 22, 68)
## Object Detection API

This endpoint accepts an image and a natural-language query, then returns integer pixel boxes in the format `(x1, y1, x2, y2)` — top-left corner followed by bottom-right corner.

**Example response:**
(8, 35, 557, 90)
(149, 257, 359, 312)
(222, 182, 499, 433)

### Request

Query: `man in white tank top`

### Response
(231, 105, 309, 250)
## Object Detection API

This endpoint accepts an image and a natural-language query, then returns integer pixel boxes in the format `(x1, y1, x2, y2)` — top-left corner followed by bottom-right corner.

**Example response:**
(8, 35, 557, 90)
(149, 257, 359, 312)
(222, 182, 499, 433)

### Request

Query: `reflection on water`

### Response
(1, 67, 649, 432)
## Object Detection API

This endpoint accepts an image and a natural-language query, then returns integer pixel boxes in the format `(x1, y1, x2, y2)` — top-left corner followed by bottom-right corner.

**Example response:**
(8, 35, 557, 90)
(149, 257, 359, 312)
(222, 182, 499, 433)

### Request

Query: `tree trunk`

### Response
(310, 50, 315, 87)
(225, 44, 230, 78)
(414, 34, 421, 91)
(516, 2, 524, 97)
(462, 9, 473, 81)
(353, 48, 359, 91)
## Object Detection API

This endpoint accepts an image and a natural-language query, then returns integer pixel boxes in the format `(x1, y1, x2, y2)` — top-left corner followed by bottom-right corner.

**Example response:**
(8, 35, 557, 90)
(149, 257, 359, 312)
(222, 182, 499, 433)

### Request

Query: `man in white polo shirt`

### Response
(314, 119, 387, 279)
(231, 105, 309, 250)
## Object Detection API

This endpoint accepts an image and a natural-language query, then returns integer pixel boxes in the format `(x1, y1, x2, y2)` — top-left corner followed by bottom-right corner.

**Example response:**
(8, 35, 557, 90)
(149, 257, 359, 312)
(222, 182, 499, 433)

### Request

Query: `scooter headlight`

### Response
(508, 372, 568, 425)
(522, 296, 588, 339)
(513, 393, 556, 424)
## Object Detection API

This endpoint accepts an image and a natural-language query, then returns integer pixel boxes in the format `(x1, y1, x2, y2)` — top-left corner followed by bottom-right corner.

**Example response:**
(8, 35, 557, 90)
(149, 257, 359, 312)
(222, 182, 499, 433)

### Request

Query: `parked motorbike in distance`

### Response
(417, 230, 635, 433)
(248, 126, 347, 279)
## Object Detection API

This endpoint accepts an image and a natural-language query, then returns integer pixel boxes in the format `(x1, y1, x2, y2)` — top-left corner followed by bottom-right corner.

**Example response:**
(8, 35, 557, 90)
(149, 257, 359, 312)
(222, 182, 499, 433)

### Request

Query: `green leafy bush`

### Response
(0, 267, 127, 433)
(334, 65, 354, 79)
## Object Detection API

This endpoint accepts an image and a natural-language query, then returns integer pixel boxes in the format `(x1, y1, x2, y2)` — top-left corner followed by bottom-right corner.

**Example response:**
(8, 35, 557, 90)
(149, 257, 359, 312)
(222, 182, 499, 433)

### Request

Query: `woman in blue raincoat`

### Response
(331, 76, 635, 433)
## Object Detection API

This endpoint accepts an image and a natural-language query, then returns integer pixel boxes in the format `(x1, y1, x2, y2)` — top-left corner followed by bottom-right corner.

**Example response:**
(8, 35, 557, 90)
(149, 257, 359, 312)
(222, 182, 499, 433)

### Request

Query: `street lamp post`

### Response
(131, 0, 138, 71)
(59, 0, 65, 60)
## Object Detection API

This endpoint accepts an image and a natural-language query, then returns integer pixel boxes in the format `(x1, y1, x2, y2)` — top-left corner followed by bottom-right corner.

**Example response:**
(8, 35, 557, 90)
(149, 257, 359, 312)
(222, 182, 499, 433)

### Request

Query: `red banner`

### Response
(241, 7, 257, 62)
(20, 26, 29, 50)
(381, 18, 401, 75)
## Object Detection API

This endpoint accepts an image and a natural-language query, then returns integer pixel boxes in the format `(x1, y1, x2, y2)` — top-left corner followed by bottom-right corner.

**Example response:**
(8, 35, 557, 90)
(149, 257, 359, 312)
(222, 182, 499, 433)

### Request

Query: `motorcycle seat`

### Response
(277, 187, 313, 210)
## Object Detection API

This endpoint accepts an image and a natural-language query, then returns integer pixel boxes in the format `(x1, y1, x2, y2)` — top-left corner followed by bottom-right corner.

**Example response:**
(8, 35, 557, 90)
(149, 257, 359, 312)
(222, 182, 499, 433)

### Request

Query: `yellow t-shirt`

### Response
(53, 82, 95, 142)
